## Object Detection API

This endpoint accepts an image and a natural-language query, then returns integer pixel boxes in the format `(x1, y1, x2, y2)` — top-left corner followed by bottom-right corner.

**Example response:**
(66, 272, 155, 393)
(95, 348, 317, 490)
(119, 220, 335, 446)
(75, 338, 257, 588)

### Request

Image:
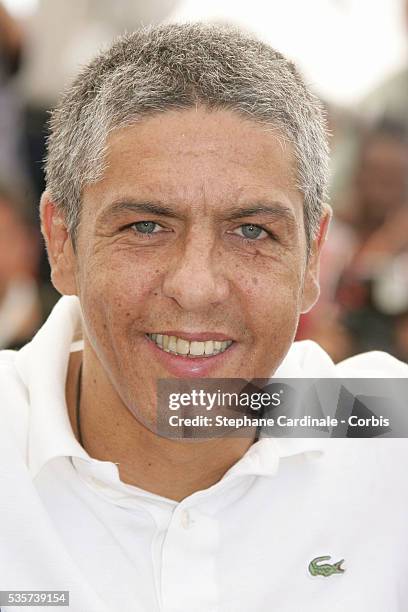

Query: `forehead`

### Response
(83, 107, 302, 217)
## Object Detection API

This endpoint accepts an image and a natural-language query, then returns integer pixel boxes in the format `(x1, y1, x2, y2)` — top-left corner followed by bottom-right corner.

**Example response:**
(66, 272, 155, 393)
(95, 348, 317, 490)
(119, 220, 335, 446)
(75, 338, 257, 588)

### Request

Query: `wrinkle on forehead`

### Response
(106, 107, 296, 172)
(82, 107, 303, 227)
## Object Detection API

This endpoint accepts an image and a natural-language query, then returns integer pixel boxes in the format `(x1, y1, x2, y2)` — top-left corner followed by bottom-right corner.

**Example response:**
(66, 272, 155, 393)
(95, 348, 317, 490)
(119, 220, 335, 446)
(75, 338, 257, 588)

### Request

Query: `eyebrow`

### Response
(97, 199, 297, 226)
(219, 203, 297, 226)
(97, 200, 180, 225)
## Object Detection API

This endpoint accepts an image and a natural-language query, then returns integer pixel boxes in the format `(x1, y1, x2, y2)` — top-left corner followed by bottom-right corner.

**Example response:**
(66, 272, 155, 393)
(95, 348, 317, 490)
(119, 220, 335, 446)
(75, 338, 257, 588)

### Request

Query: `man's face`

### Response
(47, 107, 325, 427)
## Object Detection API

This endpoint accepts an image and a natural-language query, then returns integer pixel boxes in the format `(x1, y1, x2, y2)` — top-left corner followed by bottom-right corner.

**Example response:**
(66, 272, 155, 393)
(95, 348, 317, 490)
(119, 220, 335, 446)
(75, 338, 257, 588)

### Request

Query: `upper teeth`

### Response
(147, 333, 233, 357)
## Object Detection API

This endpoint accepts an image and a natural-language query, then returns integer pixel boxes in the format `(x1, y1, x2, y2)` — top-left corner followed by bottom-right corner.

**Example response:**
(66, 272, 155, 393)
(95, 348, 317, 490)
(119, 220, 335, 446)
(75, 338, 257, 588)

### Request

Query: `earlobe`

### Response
(300, 274, 320, 315)
(40, 191, 78, 296)
(300, 205, 332, 314)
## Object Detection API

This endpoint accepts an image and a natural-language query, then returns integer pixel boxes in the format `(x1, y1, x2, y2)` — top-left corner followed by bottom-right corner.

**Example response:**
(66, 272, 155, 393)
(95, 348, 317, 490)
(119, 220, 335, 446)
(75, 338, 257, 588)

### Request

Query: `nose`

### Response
(162, 232, 230, 311)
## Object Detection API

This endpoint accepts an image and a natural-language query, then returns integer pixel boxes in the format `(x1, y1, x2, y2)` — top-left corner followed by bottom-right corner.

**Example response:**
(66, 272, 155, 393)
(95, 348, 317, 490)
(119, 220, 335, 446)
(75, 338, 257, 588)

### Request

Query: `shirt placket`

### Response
(160, 502, 219, 612)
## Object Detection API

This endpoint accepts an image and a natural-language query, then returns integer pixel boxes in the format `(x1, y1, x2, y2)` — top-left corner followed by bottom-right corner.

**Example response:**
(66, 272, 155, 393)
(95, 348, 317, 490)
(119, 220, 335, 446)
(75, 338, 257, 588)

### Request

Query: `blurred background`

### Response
(0, 0, 407, 362)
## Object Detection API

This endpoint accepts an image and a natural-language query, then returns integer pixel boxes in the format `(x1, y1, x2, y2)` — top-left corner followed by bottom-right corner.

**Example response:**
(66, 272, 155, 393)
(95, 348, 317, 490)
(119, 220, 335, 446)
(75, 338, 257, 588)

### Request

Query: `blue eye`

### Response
(133, 221, 158, 234)
(236, 224, 267, 240)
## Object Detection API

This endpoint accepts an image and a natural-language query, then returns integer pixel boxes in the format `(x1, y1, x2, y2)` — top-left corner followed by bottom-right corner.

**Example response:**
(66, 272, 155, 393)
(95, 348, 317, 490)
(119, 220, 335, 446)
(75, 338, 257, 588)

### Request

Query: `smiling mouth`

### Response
(146, 333, 234, 358)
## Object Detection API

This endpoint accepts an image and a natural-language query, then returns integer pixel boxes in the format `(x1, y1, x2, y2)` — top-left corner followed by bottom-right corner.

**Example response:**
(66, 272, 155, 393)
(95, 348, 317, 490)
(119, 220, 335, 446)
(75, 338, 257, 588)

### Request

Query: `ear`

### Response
(40, 191, 78, 296)
(300, 204, 332, 314)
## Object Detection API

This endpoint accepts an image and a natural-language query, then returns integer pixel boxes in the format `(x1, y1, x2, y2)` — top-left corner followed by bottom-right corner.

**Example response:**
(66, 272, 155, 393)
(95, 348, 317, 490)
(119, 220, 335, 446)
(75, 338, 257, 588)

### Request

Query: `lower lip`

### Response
(143, 335, 236, 377)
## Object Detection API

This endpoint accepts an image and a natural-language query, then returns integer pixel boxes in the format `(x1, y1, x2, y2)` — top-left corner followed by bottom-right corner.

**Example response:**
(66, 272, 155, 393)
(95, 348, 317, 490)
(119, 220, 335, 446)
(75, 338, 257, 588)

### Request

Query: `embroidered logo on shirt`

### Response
(308, 555, 345, 577)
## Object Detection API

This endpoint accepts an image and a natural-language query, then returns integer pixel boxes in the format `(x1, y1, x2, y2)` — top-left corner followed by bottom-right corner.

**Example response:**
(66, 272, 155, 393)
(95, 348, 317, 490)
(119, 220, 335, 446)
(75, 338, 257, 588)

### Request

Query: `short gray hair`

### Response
(45, 22, 329, 247)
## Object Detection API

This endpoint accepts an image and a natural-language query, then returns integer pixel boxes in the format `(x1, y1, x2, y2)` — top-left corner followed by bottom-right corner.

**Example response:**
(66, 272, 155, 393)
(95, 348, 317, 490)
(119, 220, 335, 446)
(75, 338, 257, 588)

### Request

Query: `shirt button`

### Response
(180, 509, 190, 529)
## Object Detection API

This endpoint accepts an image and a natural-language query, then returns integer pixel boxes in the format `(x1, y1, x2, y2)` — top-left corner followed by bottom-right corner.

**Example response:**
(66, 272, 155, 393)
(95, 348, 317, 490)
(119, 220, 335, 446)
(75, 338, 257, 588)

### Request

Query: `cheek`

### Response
(233, 262, 303, 368)
(78, 250, 163, 349)
(235, 261, 303, 323)
(77, 251, 164, 426)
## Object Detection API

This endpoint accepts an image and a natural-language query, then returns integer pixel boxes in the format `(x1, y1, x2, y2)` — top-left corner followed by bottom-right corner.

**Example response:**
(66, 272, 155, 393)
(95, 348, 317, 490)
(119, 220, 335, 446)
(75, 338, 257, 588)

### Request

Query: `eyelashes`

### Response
(125, 221, 278, 242)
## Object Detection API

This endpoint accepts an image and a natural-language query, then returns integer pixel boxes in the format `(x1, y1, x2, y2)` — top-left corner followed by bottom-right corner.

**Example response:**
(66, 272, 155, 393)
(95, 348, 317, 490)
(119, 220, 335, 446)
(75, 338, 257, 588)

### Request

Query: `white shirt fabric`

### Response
(0, 296, 408, 612)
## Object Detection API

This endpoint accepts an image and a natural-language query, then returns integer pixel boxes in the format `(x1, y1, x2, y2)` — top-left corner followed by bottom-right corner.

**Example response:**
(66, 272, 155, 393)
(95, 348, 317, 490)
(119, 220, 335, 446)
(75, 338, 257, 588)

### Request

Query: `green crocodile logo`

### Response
(308, 555, 345, 577)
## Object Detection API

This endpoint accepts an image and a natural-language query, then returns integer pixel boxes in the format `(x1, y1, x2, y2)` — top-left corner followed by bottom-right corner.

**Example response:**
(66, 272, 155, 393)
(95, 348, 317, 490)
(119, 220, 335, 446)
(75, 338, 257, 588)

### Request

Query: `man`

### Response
(0, 23, 407, 612)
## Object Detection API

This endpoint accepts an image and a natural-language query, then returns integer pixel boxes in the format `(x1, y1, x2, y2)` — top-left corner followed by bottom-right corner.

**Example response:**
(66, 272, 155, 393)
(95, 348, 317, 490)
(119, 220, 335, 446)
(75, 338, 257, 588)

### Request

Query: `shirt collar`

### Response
(222, 437, 325, 482)
(15, 296, 89, 477)
(14, 296, 325, 481)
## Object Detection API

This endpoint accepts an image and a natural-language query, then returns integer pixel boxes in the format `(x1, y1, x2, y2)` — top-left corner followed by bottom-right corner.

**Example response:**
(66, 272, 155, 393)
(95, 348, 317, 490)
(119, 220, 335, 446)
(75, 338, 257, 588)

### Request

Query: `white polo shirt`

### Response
(0, 296, 408, 612)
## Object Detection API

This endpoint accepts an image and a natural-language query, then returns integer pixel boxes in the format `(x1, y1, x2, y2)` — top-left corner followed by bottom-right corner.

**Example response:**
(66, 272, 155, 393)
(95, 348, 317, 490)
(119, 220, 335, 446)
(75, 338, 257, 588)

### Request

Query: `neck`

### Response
(66, 349, 256, 502)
